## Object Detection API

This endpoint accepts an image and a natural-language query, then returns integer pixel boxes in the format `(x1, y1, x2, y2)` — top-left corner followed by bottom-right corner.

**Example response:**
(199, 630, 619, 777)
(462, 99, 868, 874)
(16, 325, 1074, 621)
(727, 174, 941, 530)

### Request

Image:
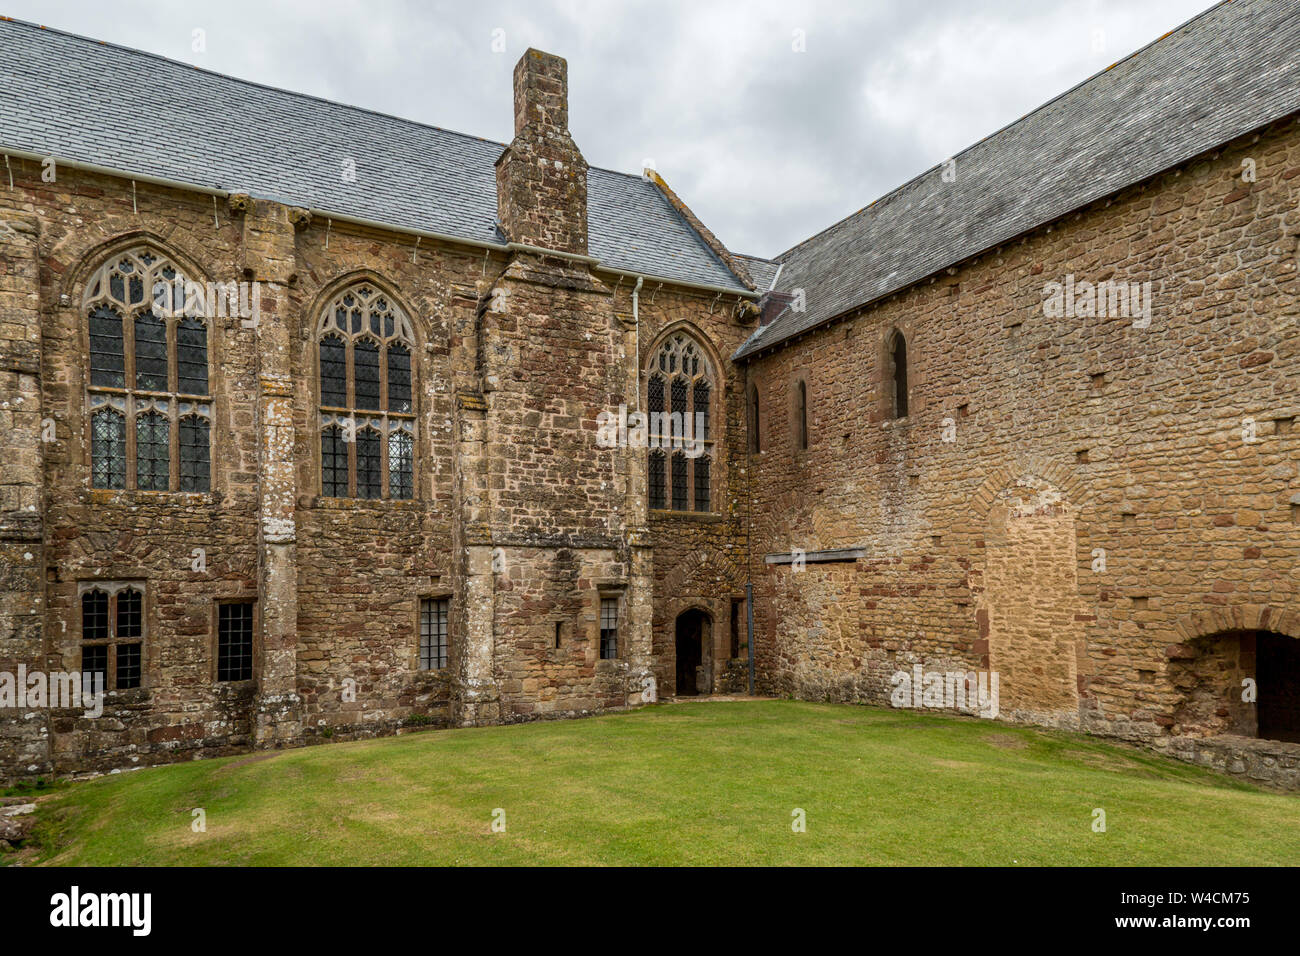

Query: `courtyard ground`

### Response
(13, 699, 1300, 866)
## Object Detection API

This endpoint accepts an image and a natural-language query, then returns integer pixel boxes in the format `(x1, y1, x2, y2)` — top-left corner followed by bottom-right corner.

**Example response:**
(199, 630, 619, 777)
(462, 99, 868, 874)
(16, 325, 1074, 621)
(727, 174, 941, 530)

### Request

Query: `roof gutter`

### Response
(598, 265, 756, 299)
(1, 146, 759, 300)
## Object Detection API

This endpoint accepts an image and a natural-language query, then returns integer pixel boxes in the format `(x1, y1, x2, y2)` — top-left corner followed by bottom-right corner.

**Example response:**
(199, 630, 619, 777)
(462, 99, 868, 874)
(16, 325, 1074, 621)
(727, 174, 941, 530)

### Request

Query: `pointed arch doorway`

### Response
(675, 609, 711, 696)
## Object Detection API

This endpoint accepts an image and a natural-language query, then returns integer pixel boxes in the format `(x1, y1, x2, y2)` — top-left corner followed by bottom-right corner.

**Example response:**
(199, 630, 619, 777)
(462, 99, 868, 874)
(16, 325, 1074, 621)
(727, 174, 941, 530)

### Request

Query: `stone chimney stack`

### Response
(495, 49, 589, 255)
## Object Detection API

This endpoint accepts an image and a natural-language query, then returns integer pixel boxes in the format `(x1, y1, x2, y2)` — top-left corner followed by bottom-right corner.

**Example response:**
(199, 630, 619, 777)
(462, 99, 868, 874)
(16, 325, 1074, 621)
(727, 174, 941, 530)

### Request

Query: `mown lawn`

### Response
(19, 700, 1300, 865)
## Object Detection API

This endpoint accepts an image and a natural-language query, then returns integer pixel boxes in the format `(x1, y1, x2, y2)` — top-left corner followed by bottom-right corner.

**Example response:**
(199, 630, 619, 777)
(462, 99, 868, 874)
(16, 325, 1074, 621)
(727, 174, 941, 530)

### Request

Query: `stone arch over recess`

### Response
(57, 224, 217, 302)
(1168, 604, 1300, 646)
(975, 471, 1090, 725)
(1164, 605, 1300, 742)
(969, 457, 1094, 520)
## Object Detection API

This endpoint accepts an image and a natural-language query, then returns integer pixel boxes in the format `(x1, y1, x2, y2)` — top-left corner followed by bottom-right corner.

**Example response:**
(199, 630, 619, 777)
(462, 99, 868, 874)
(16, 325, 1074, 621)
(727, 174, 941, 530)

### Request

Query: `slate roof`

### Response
(0, 17, 749, 293)
(736, 0, 1300, 359)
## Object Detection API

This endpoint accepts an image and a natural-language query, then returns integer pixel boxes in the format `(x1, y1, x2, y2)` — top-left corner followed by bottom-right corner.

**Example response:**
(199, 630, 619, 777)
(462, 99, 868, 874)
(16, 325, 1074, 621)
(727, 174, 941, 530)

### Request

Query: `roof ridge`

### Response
(775, 0, 1234, 262)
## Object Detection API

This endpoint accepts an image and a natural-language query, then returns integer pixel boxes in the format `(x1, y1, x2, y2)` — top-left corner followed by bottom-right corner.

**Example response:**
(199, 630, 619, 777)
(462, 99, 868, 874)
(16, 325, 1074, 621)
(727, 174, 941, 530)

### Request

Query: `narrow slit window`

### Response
(891, 331, 909, 418)
(796, 379, 808, 450)
(748, 384, 760, 454)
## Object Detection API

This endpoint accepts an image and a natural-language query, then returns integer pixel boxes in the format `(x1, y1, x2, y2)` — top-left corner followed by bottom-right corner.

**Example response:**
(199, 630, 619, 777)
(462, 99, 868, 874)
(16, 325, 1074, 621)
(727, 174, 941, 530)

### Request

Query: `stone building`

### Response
(1, 0, 1298, 784)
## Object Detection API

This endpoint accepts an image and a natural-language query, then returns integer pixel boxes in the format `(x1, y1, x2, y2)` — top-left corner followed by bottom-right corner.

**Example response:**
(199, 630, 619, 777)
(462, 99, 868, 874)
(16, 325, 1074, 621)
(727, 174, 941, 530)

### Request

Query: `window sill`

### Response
(649, 509, 726, 523)
(306, 496, 423, 510)
(88, 489, 217, 504)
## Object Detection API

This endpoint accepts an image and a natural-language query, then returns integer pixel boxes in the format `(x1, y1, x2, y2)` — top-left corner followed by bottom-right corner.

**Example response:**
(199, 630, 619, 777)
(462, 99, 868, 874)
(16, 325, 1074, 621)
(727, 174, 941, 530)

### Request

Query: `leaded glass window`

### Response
(646, 333, 715, 513)
(80, 583, 145, 691)
(317, 285, 417, 499)
(83, 247, 211, 492)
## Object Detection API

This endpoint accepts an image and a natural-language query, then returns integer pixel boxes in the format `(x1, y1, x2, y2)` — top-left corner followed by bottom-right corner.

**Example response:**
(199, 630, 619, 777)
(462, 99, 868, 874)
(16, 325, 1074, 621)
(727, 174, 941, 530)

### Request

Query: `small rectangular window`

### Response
(217, 602, 254, 682)
(600, 597, 619, 660)
(420, 598, 449, 670)
(80, 583, 145, 691)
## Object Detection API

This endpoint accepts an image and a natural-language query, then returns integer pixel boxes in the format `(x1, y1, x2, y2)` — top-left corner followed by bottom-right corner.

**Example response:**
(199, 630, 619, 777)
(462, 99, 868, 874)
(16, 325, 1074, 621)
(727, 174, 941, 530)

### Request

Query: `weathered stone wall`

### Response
(624, 283, 758, 696)
(0, 204, 49, 777)
(743, 114, 1300, 744)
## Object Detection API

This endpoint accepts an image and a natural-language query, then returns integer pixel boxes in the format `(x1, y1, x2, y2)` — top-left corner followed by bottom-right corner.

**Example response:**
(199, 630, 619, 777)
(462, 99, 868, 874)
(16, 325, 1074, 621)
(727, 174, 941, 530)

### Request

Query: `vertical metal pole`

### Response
(746, 581, 755, 696)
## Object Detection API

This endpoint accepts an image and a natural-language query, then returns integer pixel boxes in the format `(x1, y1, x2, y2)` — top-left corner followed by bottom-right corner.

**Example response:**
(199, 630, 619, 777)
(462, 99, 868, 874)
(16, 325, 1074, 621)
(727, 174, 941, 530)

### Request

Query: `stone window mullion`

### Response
(378, 336, 390, 499)
(346, 339, 357, 497)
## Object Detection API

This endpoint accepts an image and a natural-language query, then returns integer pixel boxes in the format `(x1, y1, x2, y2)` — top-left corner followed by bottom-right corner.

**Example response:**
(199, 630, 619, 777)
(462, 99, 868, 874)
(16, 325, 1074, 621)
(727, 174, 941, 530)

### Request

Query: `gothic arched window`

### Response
(84, 247, 211, 492)
(646, 332, 715, 513)
(317, 284, 416, 499)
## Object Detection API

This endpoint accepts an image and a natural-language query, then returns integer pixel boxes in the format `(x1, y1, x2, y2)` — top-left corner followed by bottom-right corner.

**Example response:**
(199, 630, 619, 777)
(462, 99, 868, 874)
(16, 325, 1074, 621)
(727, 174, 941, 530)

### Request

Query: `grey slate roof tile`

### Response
(0, 17, 748, 293)
(737, 0, 1300, 359)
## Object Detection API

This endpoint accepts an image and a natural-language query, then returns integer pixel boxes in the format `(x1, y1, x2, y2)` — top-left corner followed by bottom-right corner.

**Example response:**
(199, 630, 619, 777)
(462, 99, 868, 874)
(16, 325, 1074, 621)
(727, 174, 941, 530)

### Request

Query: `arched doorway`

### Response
(675, 609, 711, 696)
(1171, 629, 1300, 741)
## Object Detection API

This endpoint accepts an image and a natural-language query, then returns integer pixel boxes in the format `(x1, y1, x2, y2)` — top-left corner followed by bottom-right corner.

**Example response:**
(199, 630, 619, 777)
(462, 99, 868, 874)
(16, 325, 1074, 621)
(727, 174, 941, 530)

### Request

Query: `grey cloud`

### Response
(12, 0, 1214, 257)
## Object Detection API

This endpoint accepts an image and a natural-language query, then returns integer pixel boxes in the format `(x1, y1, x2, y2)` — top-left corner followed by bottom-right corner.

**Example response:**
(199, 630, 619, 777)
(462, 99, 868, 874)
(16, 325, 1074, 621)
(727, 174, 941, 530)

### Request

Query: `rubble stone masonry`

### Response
(0, 46, 1296, 788)
(743, 115, 1300, 783)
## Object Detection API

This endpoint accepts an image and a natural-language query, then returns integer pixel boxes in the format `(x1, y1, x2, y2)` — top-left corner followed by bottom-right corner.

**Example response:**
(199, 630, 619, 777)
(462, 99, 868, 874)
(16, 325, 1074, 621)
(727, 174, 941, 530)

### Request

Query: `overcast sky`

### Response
(10, 0, 1215, 258)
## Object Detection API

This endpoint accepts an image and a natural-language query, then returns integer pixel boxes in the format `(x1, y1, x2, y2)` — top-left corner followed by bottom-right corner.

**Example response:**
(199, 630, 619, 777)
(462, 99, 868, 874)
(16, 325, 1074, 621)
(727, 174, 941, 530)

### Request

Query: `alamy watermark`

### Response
(596, 405, 707, 457)
(890, 664, 1000, 718)
(1043, 274, 1152, 328)
(151, 276, 264, 327)
(0, 666, 104, 717)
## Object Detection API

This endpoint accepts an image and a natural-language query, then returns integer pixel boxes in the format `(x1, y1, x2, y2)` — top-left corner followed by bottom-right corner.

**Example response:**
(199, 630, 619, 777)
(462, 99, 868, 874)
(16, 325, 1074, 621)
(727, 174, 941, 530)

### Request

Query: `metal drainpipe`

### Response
(631, 277, 644, 409)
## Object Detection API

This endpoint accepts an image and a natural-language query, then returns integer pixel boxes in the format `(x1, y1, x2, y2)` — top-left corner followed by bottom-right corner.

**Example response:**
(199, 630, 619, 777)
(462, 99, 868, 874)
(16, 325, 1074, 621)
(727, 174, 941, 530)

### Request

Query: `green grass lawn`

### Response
(19, 699, 1300, 865)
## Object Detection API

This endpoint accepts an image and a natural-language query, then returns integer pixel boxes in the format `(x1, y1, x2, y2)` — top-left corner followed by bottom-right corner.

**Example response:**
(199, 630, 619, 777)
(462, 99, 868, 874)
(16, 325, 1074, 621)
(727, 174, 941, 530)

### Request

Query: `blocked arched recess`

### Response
(969, 460, 1094, 725)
